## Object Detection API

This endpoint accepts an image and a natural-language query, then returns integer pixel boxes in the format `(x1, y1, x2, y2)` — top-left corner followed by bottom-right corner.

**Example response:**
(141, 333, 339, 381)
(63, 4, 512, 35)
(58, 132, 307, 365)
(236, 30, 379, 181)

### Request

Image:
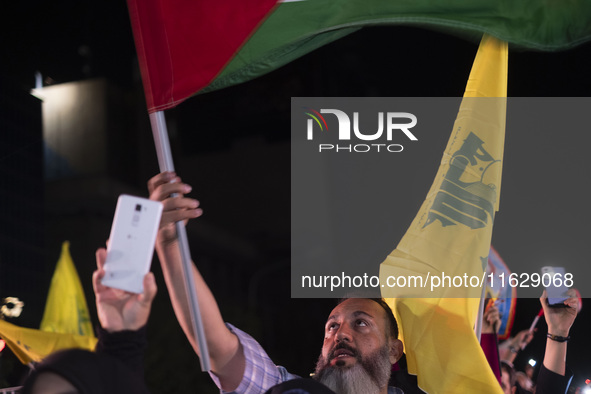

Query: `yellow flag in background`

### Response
(380, 35, 507, 393)
(0, 241, 97, 364)
(40, 241, 94, 336)
(0, 319, 97, 364)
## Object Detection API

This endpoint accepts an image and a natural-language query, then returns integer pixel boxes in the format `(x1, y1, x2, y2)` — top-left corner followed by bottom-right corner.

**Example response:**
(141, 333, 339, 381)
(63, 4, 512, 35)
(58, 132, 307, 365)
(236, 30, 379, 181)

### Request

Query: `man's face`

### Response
(320, 299, 399, 367)
(314, 299, 402, 393)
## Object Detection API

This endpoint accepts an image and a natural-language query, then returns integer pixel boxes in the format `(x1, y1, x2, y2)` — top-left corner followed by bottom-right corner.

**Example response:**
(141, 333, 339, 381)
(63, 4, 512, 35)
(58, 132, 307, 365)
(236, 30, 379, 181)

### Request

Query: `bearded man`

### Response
(148, 172, 404, 394)
(312, 298, 403, 394)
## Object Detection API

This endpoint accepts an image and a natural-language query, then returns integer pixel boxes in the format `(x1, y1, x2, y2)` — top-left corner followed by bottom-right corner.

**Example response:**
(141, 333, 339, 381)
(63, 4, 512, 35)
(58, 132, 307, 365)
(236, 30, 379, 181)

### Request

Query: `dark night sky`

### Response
(3, 0, 591, 391)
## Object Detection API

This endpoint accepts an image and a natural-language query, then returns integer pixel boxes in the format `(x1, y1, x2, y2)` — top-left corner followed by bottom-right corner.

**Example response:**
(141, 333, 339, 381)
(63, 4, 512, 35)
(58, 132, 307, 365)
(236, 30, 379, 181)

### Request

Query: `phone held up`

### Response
(541, 266, 569, 308)
(102, 194, 163, 294)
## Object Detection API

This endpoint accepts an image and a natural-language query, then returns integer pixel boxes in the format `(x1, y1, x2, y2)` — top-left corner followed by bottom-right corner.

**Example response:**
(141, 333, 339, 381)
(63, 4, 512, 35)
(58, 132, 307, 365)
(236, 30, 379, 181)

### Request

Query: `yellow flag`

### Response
(40, 241, 94, 336)
(380, 35, 507, 393)
(0, 242, 97, 364)
(0, 319, 97, 364)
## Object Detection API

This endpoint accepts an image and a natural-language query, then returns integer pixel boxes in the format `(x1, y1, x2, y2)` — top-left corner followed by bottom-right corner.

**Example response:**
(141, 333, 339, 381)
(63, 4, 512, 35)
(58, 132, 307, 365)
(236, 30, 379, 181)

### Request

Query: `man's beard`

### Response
(313, 343, 391, 394)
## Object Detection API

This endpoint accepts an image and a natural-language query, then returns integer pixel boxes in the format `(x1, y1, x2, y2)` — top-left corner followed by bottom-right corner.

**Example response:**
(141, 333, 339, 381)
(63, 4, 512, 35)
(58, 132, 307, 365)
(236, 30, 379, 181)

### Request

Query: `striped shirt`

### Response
(209, 324, 403, 394)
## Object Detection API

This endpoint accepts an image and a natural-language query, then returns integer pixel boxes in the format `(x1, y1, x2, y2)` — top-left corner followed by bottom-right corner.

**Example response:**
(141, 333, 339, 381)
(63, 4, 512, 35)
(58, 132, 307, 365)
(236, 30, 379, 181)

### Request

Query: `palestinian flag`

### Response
(127, 0, 591, 113)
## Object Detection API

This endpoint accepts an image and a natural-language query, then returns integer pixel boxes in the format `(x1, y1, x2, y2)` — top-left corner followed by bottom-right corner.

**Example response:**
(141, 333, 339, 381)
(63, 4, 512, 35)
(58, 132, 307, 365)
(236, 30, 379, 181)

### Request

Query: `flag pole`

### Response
(474, 280, 487, 341)
(149, 111, 211, 372)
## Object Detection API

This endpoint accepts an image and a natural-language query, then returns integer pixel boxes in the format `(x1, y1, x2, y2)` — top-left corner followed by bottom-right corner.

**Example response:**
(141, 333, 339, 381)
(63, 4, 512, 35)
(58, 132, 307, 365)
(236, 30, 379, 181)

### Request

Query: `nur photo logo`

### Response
(303, 107, 418, 153)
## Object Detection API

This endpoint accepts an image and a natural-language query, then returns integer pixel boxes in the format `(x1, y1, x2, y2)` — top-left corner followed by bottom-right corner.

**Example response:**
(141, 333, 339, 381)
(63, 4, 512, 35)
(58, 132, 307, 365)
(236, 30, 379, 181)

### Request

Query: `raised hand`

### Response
(540, 289, 578, 337)
(482, 303, 501, 334)
(93, 248, 157, 332)
(147, 172, 203, 245)
(513, 329, 534, 350)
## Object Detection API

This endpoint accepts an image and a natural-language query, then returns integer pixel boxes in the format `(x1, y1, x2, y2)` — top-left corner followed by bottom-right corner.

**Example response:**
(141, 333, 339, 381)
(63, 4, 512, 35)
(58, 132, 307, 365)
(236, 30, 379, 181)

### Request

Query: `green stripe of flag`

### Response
(201, 0, 591, 94)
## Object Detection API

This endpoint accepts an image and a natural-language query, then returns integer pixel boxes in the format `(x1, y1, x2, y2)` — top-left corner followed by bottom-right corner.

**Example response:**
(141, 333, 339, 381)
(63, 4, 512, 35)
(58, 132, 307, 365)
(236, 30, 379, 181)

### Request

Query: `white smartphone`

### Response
(541, 266, 569, 306)
(102, 194, 163, 293)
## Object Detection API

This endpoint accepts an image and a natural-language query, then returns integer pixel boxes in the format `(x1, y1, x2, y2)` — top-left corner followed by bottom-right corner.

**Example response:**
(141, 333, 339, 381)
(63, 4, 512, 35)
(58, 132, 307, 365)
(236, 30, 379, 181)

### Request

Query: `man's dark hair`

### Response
(337, 297, 399, 340)
(500, 361, 516, 388)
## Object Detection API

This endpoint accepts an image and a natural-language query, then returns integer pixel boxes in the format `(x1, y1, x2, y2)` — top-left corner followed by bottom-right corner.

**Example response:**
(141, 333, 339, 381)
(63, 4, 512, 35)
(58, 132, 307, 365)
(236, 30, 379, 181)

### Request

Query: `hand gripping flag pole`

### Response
(149, 111, 211, 372)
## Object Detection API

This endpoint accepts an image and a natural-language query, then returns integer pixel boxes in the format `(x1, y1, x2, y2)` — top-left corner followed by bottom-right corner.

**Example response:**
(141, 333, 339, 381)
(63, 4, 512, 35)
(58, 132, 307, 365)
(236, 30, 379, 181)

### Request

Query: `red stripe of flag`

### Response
(127, 0, 279, 112)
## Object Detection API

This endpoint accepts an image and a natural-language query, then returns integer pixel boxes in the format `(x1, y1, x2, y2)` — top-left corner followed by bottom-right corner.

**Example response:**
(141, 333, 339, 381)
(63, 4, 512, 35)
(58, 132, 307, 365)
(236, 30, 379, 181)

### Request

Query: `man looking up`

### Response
(314, 298, 403, 394)
(148, 172, 404, 394)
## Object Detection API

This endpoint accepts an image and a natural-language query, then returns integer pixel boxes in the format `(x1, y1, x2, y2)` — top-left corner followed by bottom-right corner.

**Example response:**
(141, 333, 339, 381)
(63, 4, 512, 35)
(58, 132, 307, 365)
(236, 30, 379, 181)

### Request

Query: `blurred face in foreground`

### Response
(29, 372, 78, 394)
(314, 298, 402, 394)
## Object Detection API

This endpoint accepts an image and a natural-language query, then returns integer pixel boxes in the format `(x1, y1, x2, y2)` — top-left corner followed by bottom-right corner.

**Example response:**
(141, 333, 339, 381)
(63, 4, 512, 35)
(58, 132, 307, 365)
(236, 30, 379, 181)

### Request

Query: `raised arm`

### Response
(147, 172, 245, 391)
(539, 289, 578, 376)
(93, 247, 157, 386)
(499, 329, 534, 364)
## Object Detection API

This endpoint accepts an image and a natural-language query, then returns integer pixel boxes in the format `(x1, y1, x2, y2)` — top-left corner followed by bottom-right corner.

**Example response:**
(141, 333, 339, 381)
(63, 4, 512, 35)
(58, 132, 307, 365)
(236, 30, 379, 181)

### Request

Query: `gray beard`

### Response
(313, 345, 392, 394)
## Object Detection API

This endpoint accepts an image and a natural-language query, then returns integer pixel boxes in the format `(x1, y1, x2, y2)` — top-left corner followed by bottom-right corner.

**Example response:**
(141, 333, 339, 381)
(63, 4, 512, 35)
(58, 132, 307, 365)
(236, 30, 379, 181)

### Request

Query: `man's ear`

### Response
(389, 338, 404, 364)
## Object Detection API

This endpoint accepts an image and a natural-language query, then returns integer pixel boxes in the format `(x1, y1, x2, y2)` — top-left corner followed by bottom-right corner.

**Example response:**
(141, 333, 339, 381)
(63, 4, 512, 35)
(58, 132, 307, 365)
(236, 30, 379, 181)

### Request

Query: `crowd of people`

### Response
(481, 294, 578, 394)
(18, 171, 581, 394)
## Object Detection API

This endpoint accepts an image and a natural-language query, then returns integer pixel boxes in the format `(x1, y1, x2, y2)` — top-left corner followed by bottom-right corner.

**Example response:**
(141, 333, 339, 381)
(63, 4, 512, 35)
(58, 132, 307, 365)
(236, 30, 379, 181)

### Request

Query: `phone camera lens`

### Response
(135, 204, 142, 212)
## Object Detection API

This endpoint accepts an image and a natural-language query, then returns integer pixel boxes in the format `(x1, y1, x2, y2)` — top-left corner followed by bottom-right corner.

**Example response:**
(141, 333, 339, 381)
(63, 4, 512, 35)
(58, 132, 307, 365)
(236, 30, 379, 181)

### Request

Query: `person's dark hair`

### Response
(337, 297, 399, 340)
(500, 361, 516, 388)
(21, 348, 148, 394)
